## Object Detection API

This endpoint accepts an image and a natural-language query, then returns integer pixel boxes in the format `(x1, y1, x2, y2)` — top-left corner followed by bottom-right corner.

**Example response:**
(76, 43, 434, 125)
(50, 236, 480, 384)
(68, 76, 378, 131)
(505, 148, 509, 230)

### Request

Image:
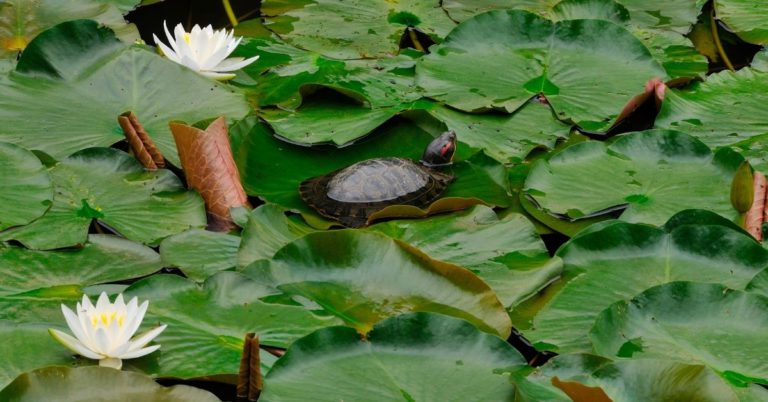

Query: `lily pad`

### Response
(0, 148, 206, 250)
(716, 0, 768, 45)
(237, 204, 317, 269)
(591, 282, 768, 384)
(0, 234, 161, 296)
(526, 210, 768, 353)
(523, 130, 740, 225)
(123, 272, 341, 379)
(0, 141, 52, 231)
(417, 10, 665, 130)
(0, 20, 250, 166)
(159, 229, 241, 281)
(260, 313, 526, 402)
(0, 366, 221, 401)
(370, 206, 562, 308)
(230, 117, 512, 222)
(242, 230, 512, 337)
(262, 0, 456, 59)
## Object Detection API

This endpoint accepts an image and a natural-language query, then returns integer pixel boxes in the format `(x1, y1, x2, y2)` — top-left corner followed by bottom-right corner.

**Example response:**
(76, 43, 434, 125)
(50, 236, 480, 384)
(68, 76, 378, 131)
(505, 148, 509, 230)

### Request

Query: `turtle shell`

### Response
(300, 157, 454, 227)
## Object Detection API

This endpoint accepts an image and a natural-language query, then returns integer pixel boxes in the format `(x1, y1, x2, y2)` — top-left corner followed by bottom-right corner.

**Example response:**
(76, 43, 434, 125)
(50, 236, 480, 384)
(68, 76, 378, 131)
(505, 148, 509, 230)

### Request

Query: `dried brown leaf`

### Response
(118, 112, 165, 169)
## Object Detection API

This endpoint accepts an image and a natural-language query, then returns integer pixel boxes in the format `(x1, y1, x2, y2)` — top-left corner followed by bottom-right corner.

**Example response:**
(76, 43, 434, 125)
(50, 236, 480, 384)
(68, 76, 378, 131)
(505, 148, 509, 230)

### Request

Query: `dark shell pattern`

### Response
(300, 157, 453, 227)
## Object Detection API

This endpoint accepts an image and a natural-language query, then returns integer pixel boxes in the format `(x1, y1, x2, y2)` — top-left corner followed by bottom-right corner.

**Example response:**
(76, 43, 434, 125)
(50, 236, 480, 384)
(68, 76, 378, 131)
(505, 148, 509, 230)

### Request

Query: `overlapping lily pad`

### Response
(370, 206, 562, 308)
(0, 148, 206, 250)
(0, 366, 221, 401)
(242, 230, 512, 337)
(0, 234, 161, 295)
(525, 210, 768, 353)
(262, 0, 456, 59)
(231, 117, 512, 223)
(237, 204, 317, 268)
(123, 272, 341, 379)
(524, 130, 740, 226)
(0, 141, 52, 231)
(159, 230, 241, 281)
(417, 10, 665, 130)
(716, 0, 768, 45)
(0, 20, 250, 165)
(0, 321, 78, 389)
(591, 282, 768, 384)
(260, 313, 526, 402)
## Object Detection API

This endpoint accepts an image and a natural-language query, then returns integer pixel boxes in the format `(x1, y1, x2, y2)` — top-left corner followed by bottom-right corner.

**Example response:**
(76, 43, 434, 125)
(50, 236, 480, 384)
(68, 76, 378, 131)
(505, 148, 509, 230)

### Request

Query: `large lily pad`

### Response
(0, 321, 77, 389)
(417, 10, 665, 130)
(0, 366, 221, 401)
(524, 130, 740, 225)
(0, 148, 206, 250)
(0, 234, 161, 296)
(0, 20, 250, 166)
(123, 272, 341, 379)
(159, 229, 241, 282)
(0, 141, 52, 231)
(655, 68, 768, 170)
(369, 206, 562, 308)
(525, 210, 768, 353)
(260, 313, 526, 402)
(716, 0, 768, 45)
(237, 204, 317, 268)
(230, 117, 512, 222)
(591, 282, 768, 384)
(262, 0, 456, 59)
(242, 230, 512, 337)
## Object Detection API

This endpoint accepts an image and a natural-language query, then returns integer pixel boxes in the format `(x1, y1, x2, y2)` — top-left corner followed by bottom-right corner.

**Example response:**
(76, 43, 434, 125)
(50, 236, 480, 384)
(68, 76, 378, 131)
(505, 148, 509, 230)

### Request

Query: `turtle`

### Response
(300, 131, 457, 227)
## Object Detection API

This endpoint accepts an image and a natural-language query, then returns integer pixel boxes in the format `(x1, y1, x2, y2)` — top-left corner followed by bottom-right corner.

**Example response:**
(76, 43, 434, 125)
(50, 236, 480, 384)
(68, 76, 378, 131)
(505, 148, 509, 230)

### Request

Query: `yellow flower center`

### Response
(91, 311, 125, 328)
(183, 33, 191, 44)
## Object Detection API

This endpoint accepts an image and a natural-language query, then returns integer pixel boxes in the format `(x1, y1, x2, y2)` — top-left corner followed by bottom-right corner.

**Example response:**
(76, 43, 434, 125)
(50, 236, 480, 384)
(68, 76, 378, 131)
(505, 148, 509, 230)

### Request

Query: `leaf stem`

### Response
(222, 0, 239, 27)
(710, 5, 734, 71)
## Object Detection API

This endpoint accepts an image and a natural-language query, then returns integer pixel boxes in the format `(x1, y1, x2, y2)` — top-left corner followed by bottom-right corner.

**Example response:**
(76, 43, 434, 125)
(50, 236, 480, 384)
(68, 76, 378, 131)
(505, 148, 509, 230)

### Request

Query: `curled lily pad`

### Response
(260, 313, 526, 402)
(0, 366, 221, 402)
(523, 130, 741, 226)
(0, 20, 250, 166)
(417, 10, 665, 131)
(242, 230, 512, 337)
(591, 282, 768, 384)
(0, 148, 206, 250)
(526, 210, 768, 353)
(0, 141, 52, 231)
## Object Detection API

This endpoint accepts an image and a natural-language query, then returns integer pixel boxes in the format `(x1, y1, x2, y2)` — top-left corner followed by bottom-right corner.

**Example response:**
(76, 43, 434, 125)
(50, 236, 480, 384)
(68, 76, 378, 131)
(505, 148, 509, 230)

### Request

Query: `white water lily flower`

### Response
(49, 292, 167, 370)
(153, 21, 259, 80)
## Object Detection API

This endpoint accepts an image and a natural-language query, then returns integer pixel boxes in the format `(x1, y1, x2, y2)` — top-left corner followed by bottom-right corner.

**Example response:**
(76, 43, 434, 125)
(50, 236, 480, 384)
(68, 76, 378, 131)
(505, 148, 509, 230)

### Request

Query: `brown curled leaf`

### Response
(118, 112, 165, 169)
(747, 172, 766, 241)
(170, 117, 250, 231)
(579, 78, 666, 137)
(237, 333, 255, 399)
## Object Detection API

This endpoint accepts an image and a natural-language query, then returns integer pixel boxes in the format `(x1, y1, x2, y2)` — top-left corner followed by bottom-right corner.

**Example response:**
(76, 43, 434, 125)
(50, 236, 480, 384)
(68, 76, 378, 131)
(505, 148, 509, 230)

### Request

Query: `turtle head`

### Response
(421, 130, 457, 167)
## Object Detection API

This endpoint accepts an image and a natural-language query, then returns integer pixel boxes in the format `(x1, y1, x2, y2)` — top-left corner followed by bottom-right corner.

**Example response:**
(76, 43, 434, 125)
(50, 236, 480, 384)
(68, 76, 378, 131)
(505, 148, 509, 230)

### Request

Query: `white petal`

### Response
(119, 300, 147, 344)
(93, 327, 112, 354)
(128, 324, 167, 352)
(212, 55, 260, 72)
(119, 344, 161, 360)
(99, 357, 122, 370)
(61, 304, 88, 343)
(200, 70, 237, 80)
(163, 21, 182, 55)
(81, 294, 94, 311)
(95, 292, 110, 311)
(49, 329, 102, 359)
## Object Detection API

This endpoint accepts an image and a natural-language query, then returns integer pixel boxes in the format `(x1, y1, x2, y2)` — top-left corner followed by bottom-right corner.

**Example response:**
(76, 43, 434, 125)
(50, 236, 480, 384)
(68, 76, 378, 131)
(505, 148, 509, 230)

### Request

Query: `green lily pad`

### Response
(522, 354, 745, 402)
(0, 0, 139, 64)
(0, 141, 52, 231)
(123, 272, 341, 379)
(237, 204, 317, 269)
(230, 117, 512, 222)
(242, 230, 512, 337)
(159, 229, 241, 282)
(370, 206, 562, 308)
(0, 148, 206, 250)
(523, 130, 740, 225)
(716, 0, 768, 45)
(417, 10, 665, 130)
(0, 20, 250, 166)
(421, 101, 571, 164)
(747, 268, 768, 298)
(591, 282, 768, 384)
(526, 210, 768, 353)
(0, 234, 161, 296)
(655, 68, 768, 170)
(260, 313, 526, 402)
(262, 0, 456, 59)
(0, 366, 221, 401)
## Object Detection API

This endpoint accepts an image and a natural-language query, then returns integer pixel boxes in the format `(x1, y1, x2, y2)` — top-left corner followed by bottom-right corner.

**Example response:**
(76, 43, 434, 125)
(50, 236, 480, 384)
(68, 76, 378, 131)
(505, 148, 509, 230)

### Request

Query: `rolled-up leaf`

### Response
(171, 117, 250, 231)
(118, 112, 166, 170)
(746, 171, 765, 241)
